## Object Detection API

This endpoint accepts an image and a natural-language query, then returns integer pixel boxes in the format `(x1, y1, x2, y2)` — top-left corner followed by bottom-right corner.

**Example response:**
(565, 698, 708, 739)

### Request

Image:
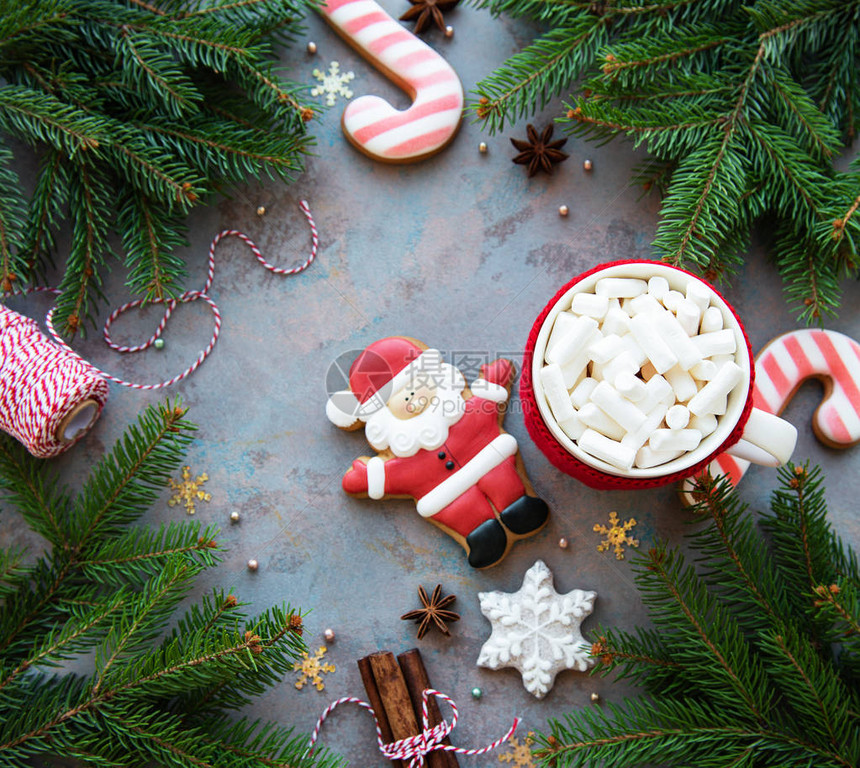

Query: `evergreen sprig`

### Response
(535, 464, 860, 768)
(0, 0, 317, 335)
(471, 0, 860, 323)
(0, 402, 339, 768)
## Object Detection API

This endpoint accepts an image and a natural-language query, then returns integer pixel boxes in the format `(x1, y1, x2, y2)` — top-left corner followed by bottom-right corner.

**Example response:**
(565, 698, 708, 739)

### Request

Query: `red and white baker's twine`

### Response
(0, 201, 317, 457)
(307, 689, 519, 767)
(46, 199, 318, 390)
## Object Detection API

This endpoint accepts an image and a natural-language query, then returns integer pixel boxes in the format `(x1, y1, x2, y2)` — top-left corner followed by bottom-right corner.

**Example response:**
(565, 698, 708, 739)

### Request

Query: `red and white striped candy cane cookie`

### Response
(319, 0, 464, 162)
(680, 329, 860, 504)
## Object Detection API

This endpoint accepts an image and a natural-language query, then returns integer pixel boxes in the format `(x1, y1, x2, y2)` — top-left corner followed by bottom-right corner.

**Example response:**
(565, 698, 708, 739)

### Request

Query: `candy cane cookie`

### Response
(680, 329, 860, 504)
(319, 0, 464, 162)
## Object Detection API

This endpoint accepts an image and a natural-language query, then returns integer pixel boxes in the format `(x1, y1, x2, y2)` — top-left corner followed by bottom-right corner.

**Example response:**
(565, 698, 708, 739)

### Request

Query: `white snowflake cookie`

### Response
(477, 560, 596, 699)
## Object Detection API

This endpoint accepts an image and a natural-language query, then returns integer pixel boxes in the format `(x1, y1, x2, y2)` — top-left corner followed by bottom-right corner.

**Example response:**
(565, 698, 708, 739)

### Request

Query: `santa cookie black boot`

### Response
(499, 495, 549, 535)
(466, 519, 508, 569)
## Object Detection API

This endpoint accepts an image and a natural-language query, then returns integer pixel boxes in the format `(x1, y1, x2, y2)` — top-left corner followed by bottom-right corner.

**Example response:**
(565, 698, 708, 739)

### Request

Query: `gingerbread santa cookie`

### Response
(326, 337, 549, 568)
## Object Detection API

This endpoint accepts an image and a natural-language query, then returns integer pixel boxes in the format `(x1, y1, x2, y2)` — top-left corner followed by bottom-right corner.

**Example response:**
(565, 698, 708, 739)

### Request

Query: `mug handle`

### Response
(725, 408, 797, 467)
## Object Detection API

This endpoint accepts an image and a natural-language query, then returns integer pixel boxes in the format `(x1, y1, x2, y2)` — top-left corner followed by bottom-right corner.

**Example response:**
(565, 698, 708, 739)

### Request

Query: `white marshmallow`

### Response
(588, 333, 625, 364)
(710, 353, 735, 372)
(650, 428, 703, 452)
(590, 380, 648, 433)
(688, 360, 743, 416)
(692, 329, 737, 358)
(628, 293, 663, 316)
(638, 374, 674, 413)
(648, 275, 669, 301)
(558, 328, 602, 388)
(559, 412, 586, 441)
(571, 377, 599, 409)
(686, 279, 712, 311)
(700, 306, 724, 333)
(710, 394, 728, 416)
(676, 299, 701, 337)
(622, 399, 672, 452)
(601, 306, 631, 337)
(578, 403, 626, 441)
(650, 308, 703, 370)
(665, 404, 690, 430)
(601, 351, 639, 384)
(689, 412, 718, 437)
(629, 314, 678, 373)
(546, 315, 599, 367)
(595, 277, 647, 299)
(662, 290, 684, 311)
(635, 445, 684, 469)
(545, 312, 580, 362)
(664, 365, 698, 402)
(571, 292, 610, 319)
(619, 334, 648, 367)
(540, 363, 576, 423)
(689, 359, 717, 381)
(579, 428, 636, 471)
(614, 371, 647, 402)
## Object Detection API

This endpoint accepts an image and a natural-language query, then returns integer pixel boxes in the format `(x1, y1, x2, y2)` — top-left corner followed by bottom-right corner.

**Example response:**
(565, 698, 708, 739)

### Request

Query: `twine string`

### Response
(308, 688, 518, 768)
(44, 199, 319, 390)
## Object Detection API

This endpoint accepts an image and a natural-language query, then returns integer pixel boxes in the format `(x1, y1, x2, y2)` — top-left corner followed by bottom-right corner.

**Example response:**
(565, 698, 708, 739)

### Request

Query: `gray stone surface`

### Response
(2, 2, 859, 764)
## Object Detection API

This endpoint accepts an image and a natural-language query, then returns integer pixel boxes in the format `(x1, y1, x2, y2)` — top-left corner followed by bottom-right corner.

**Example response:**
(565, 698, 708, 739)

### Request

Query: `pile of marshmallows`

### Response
(539, 275, 743, 472)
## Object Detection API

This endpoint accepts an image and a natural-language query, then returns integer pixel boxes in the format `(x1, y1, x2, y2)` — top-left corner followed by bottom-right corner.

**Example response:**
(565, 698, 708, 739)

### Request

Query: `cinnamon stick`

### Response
(358, 655, 404, 768)
(397, 649, 460, 768)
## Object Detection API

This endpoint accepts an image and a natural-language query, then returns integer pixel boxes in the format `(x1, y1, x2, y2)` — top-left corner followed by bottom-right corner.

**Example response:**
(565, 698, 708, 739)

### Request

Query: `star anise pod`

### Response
(400, 584, 460, 639)
(510, 123, 569, 177)
(400, 0, 459, 34)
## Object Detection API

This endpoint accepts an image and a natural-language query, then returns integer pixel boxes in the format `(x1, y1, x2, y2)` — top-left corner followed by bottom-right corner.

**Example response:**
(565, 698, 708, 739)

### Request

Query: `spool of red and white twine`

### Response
(0, 200, 318, 458)
(307, 689, 519, 768)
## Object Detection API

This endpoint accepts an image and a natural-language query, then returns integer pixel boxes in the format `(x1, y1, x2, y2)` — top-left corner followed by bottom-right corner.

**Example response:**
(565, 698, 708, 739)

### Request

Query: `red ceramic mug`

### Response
(521, 260, 797, 490)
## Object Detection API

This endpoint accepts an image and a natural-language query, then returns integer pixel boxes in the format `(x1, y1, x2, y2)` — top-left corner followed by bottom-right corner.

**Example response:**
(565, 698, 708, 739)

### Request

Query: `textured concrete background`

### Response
(3, 2, 860, 764)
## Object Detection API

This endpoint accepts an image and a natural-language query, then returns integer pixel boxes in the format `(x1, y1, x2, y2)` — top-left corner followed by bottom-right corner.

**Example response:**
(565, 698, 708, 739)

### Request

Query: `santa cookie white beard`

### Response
(364, 362, 465, 457)
(326, 336, 550, 569)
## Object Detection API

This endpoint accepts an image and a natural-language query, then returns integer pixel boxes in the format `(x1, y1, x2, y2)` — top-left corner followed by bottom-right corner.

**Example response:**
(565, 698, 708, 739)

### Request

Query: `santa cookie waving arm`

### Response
(326, 338, 549, 568)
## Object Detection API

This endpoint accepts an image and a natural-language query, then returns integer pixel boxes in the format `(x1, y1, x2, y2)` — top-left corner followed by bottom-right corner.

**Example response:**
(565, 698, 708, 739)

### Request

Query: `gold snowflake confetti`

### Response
(498, 732, 535, 768)
(293, 646, 335, 691)
(167, 466, 211, 515)
(594, 511, 639, 560)
(310, 61, 354, 106)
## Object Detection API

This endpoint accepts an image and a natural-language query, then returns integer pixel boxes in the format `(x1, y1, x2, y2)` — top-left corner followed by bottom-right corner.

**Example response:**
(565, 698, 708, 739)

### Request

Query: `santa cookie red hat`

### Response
(326, 337, 443, 428)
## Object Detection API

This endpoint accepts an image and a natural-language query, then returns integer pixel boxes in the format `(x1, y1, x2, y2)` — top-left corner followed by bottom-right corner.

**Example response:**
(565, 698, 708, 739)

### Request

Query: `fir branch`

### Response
(0, 435, 72, 548)
(639, 545, 770, 724)
(684, 473, 784, 631)
(473, 19, 608, 133)
(474, 0, 860, 318)
(20, 148, 68, 282)
(116, 191, 188, 302)
(70, 402, 195, 546)
(0, 402, 322, 768)
(80, 521, 220, 587)
(536, 465, 860, 767)
(0, 141, 26, 293)
(52, 158, 112, 334)
(0, 0, 315, 333)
